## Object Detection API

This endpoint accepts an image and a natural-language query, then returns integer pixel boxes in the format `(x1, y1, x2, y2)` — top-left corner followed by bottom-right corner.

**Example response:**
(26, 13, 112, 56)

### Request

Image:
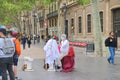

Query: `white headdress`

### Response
(61, 34, 66, 40)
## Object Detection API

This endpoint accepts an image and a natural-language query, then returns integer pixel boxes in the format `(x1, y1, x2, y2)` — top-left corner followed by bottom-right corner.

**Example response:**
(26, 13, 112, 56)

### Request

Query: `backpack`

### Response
(105, 37, 109, 47)
(1, 38, 15, 55)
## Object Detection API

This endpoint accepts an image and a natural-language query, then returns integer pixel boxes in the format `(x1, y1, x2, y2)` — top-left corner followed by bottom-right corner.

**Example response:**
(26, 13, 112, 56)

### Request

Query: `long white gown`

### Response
(43, 39, 59, 65)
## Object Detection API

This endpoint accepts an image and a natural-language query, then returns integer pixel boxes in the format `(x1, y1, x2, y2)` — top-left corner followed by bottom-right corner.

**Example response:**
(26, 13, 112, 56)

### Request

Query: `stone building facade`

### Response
(24, 0, 120, 50)
(59, 0, 120, 49)
(42, 0, 120, 56)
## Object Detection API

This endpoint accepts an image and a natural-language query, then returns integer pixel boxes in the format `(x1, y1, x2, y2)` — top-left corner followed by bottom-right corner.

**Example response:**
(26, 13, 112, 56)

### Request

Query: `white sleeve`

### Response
(61, 40, 69, 48)
(43, 39, 52, 51)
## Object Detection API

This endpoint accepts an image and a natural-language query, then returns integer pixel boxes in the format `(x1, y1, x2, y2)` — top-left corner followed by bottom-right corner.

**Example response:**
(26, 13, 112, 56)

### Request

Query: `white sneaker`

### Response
(47, 68, 55, 71)
(47, 64, 55, 71)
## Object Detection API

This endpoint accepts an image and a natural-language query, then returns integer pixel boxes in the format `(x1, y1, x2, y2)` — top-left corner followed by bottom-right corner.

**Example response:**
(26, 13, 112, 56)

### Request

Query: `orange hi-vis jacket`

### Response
(13, 39, 21, 56)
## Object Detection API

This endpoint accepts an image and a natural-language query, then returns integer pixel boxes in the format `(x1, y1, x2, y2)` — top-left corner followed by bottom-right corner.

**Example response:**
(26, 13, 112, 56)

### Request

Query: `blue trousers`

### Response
(108, 47, 115, 64)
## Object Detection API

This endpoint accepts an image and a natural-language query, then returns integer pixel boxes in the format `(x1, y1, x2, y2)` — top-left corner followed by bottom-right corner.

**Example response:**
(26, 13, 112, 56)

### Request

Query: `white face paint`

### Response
(61, 34, 66, 40)
(61, 37, 65, 40)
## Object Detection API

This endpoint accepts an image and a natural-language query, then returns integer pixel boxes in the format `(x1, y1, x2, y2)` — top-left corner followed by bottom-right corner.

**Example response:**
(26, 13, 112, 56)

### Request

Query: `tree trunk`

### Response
(57, 0, 61, 43)
(91, 0, 103, 56)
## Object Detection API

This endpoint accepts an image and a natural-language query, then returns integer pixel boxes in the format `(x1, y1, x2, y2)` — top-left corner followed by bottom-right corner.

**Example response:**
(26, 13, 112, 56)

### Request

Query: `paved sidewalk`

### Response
(17, 44, 120, 80)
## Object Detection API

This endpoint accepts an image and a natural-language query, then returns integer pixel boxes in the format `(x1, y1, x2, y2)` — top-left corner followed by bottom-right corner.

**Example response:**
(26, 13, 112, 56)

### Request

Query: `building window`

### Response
(41, 21, 44, 28)
(78, 16, 82, 33)
(40, 21, 43, 28)
(49, 20, 52, 27)
(71, 18, 74, 34)
(99, 11, 103, 32)
(55, 18, 57, 26)
(54, 3, 56, 11)
(49, 20, 50, 27)
(52, 3, 53, 12)
(49, 5, 50, 13)
(50, 5, 52, 13)
(87, 14, 91, 33)
(52, 19, 54, 26)
(40, 22, 41, 28)
(71, 18, 74, 26)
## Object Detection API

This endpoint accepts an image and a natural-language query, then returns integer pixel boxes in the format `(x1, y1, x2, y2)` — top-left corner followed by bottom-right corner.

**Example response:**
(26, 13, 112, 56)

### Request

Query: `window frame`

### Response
(87, 14, 91, 33)
(78, 16, 82, 33)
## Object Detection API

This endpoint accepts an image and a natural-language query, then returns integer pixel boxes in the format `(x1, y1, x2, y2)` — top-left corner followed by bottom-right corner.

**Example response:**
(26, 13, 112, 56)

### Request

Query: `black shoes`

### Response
(107, 59, 110, 64)
(55, 65, 62, 71)
(56, 66, 61, 69)
(107, 59, 116, 65)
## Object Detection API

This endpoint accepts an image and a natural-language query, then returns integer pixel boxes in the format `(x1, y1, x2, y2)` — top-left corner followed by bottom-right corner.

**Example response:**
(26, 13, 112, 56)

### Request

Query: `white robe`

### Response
(43, 39, 59, 65)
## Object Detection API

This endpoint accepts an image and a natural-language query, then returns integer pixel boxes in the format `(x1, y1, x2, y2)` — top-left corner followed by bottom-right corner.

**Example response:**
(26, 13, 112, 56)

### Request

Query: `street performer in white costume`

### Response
(43, 36, 59, 71)
(57, 34, 69, 69)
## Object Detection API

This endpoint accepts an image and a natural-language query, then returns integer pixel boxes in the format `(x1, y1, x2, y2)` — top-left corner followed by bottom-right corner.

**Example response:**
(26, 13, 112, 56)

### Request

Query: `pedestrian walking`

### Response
(21, 34, 27, 49)
(33, 35, 36, 44)
(27, 35, 32, 48)
(37, 35, 40, 43)
(12, 32, 21, 80)
(0, 26, 15, 80)
(105, 31, 117, 64)
(41, 35, 44, 40)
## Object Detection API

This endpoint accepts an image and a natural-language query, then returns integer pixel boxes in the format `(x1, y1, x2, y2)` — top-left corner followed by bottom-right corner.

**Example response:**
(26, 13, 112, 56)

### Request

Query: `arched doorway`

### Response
(113, 8, 120, 48)
(113, 8, 120, 37)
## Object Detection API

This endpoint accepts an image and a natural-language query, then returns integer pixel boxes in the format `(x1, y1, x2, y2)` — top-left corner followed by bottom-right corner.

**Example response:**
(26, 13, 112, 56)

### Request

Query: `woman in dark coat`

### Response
(27, 35, 32, 48)
(21, 34, 27, 49)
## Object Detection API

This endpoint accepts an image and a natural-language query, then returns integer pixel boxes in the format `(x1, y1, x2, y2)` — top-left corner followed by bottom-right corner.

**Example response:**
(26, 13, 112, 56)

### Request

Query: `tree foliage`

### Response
(77, 0, 90, 5)
(0, 0, 57, 26)
(0, 0, 33, 25)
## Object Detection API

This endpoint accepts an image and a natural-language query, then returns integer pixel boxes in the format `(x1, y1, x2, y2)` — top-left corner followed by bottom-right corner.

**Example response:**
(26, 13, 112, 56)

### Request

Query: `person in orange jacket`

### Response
(12, 32, 21, 79)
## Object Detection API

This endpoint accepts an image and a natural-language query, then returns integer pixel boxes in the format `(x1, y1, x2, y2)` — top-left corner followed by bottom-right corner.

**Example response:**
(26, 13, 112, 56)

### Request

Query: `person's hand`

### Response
(110, 39, 112, 42)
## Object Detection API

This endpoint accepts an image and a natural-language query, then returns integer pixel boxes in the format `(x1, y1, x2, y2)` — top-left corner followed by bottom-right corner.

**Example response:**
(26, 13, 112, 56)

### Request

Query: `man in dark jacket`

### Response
(105, 31, 117, 64)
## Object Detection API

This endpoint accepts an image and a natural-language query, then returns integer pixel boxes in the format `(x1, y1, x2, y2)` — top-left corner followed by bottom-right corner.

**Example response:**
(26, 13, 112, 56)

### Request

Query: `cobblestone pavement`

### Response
(17, 43, 120, 80)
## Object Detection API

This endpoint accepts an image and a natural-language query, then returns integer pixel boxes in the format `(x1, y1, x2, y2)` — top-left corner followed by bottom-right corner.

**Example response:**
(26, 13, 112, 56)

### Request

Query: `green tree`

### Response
(0, 0, 57, 30)
(0, 0, 35, 28)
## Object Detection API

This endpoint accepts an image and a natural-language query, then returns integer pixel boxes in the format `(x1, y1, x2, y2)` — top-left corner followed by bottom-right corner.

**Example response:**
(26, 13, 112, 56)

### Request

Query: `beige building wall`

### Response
(40, 0, 120, 51)
(64, 0, 120, 41)
(109, 0, 120, 49)
(60, 0, 120, 56)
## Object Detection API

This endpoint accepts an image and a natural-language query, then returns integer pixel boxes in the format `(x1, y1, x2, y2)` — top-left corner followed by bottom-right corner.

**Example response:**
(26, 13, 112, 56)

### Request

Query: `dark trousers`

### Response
(23, 44, 26, 49)
(0, 70, 1, 76)
(28, 44, 31, 48)
(0, 57, 15, 80)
